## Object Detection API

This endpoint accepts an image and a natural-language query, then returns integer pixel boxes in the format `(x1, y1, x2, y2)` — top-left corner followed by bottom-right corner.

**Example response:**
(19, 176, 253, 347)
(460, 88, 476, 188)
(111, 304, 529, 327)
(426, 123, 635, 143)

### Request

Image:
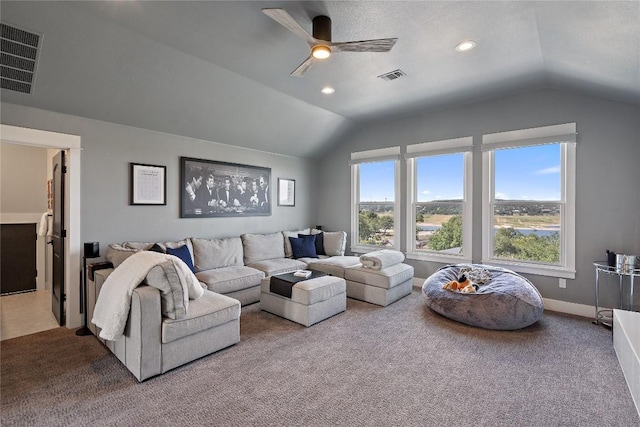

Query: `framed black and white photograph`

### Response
(181, 157, 271, 218)
(278, 178, 295, 207)
(130, 163, 166, 205)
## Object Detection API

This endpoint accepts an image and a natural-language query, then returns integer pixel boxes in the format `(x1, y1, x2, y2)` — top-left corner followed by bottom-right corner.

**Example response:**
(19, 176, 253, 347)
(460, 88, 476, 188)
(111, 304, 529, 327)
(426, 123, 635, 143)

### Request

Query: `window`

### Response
(351, 147, 400, 251)
(406, 137, 473, 262)
(482, 123, 576, 278)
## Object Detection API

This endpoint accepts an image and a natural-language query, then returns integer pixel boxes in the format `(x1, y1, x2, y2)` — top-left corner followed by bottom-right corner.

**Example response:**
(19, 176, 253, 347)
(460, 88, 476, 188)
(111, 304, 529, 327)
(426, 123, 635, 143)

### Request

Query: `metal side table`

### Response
(593, 261, 640, 327)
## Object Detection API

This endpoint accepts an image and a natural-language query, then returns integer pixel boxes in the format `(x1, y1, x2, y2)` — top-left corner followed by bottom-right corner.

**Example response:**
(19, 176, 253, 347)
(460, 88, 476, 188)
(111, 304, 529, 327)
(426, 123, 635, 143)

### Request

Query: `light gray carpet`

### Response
(1, 290, 638, 426)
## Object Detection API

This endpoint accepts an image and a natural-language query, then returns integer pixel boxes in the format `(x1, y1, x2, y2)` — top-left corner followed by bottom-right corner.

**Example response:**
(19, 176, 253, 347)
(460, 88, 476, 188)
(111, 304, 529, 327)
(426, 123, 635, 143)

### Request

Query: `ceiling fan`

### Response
(262, 8, 398, 77)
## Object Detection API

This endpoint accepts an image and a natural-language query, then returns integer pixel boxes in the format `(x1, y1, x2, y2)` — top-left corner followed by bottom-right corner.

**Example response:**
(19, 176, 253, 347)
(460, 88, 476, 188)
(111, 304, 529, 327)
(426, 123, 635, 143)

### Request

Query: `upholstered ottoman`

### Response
(260, 274, 346, 327)
(422, 264, 544, 330)
(344, 263, 414, 306)
(306, 256, 362, 277)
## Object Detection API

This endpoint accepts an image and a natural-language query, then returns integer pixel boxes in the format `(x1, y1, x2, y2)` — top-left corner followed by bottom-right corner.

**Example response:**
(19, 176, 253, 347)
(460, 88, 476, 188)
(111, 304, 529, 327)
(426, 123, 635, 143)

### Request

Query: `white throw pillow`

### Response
(282, 228, 311, 258)
(322, 231, 347, 256)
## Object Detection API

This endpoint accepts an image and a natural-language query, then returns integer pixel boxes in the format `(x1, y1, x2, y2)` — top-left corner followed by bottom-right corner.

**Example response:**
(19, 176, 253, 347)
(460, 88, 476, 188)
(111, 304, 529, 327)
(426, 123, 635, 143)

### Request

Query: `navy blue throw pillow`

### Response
(289, 236, 318, 259)
(166, 245, 196, 273)
(299, 233, 325, 256)
(149, 243, 165, 253)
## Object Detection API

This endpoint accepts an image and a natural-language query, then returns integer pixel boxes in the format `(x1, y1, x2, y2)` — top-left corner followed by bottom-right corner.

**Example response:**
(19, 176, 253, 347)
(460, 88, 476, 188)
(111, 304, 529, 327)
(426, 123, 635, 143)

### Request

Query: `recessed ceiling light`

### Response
(455, 40, 476, 52)
(321, 86, 335, 95)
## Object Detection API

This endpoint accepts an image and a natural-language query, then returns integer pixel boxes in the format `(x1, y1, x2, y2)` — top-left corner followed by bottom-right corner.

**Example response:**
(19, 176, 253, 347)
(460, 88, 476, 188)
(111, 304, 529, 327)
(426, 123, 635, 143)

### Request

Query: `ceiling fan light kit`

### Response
(312, 45, 331, 59)
(262, 8, 397, 77)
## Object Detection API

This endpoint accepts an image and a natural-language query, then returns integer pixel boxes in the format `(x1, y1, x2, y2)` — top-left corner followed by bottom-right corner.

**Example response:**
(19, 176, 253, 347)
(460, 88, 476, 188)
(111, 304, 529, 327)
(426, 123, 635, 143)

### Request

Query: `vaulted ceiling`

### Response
(1, 1, 639, 158)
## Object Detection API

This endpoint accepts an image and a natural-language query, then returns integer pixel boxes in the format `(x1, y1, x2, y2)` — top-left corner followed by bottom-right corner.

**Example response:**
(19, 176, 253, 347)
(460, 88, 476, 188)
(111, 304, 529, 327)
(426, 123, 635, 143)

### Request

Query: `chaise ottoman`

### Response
(260, 273, 346, 327)
(344, 263, 414, 306)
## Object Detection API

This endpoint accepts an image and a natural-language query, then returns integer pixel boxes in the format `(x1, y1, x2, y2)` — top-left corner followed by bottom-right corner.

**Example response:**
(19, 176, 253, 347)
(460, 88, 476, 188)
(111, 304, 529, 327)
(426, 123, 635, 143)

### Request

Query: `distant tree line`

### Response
(360, 206, 560, 262)
(425, 215, 560, 262)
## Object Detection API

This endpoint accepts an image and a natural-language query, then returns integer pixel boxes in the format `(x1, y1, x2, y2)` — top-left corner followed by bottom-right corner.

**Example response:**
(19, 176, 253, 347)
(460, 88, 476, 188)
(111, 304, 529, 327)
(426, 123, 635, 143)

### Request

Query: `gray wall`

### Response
(316, 88, 640, 308)
(1, 103, 318, 249)
(1, 143, 48, 214)
(2, 87, 639, 309)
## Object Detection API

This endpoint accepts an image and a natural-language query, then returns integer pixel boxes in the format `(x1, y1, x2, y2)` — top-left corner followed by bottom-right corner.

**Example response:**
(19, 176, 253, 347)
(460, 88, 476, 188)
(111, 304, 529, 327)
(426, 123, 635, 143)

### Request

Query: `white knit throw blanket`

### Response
(92, 251, 204, 341)
(360, 249, 405, 270)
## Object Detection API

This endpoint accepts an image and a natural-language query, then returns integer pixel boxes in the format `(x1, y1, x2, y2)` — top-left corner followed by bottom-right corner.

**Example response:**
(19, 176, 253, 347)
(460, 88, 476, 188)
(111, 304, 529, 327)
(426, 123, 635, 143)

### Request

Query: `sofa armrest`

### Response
(125, 285, 162, 381)
(88, 268, 115, 336)
(91, 269, 163, 381)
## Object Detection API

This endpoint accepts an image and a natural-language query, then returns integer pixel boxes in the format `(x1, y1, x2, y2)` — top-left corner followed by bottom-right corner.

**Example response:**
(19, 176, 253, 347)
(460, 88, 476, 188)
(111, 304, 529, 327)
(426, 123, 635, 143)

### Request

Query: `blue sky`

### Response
(494, 144, 560, 201)
(359, 144, 561, 202)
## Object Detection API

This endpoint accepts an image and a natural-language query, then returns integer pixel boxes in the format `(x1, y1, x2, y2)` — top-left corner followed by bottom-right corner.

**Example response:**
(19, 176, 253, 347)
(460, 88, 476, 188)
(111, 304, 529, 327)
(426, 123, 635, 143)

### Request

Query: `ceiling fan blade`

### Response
(290, 55, 316, 77)
(262, 8, 317, 45)
(331, 38, 398, 53)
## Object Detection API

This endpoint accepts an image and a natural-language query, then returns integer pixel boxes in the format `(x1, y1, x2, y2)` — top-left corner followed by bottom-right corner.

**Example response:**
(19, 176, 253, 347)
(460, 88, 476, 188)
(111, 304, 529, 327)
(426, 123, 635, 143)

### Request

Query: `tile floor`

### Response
(0, 290, 60, 341)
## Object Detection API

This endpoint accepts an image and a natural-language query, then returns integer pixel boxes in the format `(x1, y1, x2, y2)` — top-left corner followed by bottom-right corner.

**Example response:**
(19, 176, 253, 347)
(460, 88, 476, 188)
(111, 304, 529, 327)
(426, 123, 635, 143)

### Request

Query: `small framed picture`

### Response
(278, 178, 295, 207)
(130, 163, 167, 205)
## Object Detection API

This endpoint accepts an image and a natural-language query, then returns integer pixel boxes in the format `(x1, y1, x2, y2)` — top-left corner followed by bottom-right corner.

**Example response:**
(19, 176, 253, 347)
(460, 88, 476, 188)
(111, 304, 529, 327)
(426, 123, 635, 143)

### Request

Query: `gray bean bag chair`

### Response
(422, 264, 543, 330)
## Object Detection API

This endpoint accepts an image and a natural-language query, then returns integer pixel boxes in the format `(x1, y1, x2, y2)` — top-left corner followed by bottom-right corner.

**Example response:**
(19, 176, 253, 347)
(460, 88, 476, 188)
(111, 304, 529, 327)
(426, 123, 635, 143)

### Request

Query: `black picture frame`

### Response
(277, 178, 295, 207)
(181, 157, 271, 218)
(130, 163, 167, 205)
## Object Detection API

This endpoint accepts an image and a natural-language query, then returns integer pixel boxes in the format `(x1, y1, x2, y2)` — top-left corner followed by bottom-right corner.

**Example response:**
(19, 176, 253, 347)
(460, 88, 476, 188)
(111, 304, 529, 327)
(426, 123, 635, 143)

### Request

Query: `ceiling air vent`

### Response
(1, 23, 41, 94)
(377, 69, 406, 81)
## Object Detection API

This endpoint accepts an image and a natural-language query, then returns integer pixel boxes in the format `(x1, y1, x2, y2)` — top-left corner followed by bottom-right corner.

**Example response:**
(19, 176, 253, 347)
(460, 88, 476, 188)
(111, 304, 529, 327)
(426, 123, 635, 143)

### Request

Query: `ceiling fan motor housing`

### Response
(312, 16, 331, 42)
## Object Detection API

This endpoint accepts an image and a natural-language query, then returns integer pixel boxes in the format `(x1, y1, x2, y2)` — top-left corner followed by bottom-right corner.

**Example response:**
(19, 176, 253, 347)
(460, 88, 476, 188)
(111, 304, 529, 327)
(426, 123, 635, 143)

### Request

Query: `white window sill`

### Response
(481, 258, 576, 279)
(406, 252, 472, 265)
(351, 245, 399, 254)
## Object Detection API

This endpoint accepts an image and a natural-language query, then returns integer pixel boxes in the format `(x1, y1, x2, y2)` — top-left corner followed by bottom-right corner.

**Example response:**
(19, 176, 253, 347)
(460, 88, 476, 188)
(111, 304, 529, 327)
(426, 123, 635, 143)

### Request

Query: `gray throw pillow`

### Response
(105, 244, 140, 268)
(145, 260, 188, 320)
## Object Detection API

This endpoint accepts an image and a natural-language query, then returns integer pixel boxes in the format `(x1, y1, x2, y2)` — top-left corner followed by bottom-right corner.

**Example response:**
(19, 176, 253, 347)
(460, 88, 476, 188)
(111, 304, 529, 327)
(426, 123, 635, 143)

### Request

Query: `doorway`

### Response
(0, 124, 82, 335)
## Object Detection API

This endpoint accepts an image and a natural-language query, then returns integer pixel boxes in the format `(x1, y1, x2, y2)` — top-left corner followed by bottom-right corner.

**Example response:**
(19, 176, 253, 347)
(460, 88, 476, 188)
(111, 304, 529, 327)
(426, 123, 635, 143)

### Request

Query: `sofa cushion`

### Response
(146, 261, 188, 320)
(261, 275, 346, 306)
(321, 231, 347, 256)
(123, 239, 193, 253)
(122, 241, 153, 250)
(242, 232, 285, 265)
(123, 239, 195, 266)
(289, 235, 318, 259)
(162, 290, 240, 344)
(307, 256, 362, 278)
(248, 258, 307, 277)
(191, 237, 243, 272)
(196, 265, 264, 294)
(344, 263, 414, 289)
(166, 245, 196, 273)
(149, 243, 165, 253)
(282, 228, 311, 258)
(105, 244, 140, 268)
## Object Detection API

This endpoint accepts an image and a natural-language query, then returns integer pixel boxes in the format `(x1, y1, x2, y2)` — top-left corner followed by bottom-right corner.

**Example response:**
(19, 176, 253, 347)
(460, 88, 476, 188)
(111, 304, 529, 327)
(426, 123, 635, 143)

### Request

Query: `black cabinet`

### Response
(1, 223, 37, 295)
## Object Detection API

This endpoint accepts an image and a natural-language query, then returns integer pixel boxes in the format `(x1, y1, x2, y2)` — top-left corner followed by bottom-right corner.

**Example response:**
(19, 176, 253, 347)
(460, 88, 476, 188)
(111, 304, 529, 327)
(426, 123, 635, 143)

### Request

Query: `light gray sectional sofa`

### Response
(87, 228, 362, 381)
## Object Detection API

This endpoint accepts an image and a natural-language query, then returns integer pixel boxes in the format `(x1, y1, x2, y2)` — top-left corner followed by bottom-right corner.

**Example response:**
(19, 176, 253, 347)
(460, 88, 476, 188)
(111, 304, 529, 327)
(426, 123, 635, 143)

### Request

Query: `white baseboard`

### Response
(412, 277, 425, 289)
(542, 298, 595, 318)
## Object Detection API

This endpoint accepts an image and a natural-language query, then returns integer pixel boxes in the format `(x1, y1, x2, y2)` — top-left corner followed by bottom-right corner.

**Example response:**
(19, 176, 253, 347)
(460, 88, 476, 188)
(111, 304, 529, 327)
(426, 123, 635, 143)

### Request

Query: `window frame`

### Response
(350, 147, 401, 253)
(405, 137, 473, 263)
(481, 123, 576, 278)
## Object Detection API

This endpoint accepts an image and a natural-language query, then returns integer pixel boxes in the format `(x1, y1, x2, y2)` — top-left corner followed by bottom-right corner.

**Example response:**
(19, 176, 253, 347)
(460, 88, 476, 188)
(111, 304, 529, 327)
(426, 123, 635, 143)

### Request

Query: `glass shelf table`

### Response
(593, 261, 640, 327)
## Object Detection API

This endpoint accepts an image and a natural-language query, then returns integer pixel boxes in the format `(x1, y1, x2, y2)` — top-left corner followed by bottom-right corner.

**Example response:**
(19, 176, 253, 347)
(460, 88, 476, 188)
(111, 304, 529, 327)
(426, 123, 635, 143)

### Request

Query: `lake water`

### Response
(418, 225, 559, 237)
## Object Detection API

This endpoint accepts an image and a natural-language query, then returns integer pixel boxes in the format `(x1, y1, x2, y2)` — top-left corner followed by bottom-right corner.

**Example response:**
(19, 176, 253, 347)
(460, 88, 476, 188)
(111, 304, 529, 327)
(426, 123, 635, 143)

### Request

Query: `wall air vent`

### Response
(1, 23, 41, 94)
(377, 69, 406, 81)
